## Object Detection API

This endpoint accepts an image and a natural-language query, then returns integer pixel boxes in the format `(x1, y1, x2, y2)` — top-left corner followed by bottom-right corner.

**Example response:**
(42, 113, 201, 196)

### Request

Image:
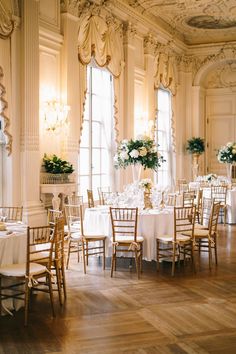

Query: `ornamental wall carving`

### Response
(0, 66, 12, 155)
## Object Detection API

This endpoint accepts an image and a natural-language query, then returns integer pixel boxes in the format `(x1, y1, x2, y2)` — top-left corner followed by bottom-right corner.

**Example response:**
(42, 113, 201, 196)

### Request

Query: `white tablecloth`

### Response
(0, 222, 27, 315)
(83, 206, 174, 261)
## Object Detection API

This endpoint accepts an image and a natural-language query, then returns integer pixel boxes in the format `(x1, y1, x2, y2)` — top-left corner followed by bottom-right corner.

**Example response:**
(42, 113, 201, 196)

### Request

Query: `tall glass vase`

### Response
(132, 164, 142, 183)
(226, 163, 232, 183)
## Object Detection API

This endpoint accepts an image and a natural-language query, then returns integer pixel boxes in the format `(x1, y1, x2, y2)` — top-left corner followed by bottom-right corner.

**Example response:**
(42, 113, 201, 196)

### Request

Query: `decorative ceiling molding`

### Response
(127, 0, 236, 45)
(144, 33, 158, 56)
(123, 21, 136, 44)
(0, 66, 12, 156)
(205, 62, 236, 89)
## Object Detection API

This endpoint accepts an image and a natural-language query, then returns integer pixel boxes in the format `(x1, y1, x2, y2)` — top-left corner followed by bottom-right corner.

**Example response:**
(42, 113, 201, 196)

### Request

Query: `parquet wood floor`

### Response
(1, 225, 236, 353)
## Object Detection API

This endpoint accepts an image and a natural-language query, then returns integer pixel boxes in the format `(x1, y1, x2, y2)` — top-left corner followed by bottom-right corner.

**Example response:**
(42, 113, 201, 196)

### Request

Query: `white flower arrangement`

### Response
(114, 135, 165, 170)
(217, 142, 236, 163)
(139, 178, 153, 190)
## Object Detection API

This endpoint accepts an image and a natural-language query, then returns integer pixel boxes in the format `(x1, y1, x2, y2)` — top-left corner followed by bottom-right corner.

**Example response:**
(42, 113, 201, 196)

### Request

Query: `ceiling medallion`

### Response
(186, 16, 236, 30)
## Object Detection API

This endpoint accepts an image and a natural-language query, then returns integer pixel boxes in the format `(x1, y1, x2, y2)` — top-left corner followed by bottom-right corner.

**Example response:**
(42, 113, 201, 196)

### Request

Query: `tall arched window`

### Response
(156, 87, 173, 188)
(79, 65, 114, 200)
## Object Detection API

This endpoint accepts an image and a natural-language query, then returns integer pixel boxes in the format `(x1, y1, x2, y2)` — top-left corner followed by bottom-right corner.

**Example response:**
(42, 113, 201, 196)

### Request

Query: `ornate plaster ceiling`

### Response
(128, 0, 236, 45)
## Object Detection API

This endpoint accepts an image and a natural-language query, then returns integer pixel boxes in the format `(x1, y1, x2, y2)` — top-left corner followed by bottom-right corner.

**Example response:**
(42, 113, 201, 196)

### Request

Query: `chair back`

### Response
(110, 207, 138, 243)
(0, 206, 23, 222)
(166, 193, 176, 206)
(178, 183, 189, 194)
(174, 206, 196, 242)
(199, 197, 213, 227)
(211, 185, 227, 203)
(98, 187, 111, 205)
(183, 191, 195, 207)
(208, 202, 221, 236)
(87, 190, 95, 208)
(195, 189, 203, 211)
(64, 204, 84, 236)
(47, 209, 63, 225)
(53, 216, 65, 267)
(26, 225, 53, 271)
(67, 195, 83, 205)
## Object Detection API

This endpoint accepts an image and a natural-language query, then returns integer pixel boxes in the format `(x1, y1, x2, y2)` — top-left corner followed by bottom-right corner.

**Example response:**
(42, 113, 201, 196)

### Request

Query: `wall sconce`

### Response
(42, 100, 70, 132)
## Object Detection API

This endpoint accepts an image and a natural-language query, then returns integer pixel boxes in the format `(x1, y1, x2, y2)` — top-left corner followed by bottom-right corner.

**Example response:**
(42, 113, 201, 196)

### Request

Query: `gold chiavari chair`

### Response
(67, 195, 83, 205)
(156, 206, 196, 276)
(0, 206, 23, 222)
(0, 225, 55, 326)
(211, 185, 227, 225)
(183, 191, 195, 207)
(184, 202, 221, 269)
(65, 204, 106, 273)
(47, 209, 63, 228)
(87, 189, 95, 208)
(110, 207, 144, 279)
(195, 189, 203, 223)
(166, 193, 177, 207)
(195, 197, 213, 230)
(98, 187, 111, 205)
(178, 183, 189, 194)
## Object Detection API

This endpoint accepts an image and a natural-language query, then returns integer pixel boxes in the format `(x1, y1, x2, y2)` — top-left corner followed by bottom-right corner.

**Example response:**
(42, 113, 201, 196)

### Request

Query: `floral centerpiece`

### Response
(114, 135, 165, 171)
(41, 154, 74, 184)
(139, 178, 153, 191)
(217, 142, 236, 163)
(206, 173, 217, 182)
(186, 137, 205, 155)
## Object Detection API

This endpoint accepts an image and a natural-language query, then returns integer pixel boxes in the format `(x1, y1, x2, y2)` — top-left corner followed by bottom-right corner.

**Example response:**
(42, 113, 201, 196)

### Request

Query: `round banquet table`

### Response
(83, 206, 174, 262)
(0, 222, 27, 315)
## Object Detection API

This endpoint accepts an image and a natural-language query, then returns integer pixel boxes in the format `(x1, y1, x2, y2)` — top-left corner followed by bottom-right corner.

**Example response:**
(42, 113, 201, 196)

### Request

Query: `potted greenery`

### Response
(186, 137, 205, 155)
(41, 154, 74, 184)
(186, 137, 205, 180)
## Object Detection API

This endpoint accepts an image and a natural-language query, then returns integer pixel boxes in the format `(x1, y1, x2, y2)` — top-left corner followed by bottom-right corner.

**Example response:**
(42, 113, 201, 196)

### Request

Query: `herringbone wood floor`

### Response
(1, 224, 236, 353)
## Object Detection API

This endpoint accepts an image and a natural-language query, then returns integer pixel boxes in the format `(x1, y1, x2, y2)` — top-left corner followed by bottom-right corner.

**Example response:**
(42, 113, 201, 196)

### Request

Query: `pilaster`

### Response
(21, 0, 46, 225)
(123, 21, 136, 139)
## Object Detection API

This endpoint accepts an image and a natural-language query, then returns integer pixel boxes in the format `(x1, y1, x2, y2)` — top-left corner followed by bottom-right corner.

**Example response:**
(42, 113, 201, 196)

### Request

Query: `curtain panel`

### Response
(77, 13, 124, 191)
(154, 53, 177, 189)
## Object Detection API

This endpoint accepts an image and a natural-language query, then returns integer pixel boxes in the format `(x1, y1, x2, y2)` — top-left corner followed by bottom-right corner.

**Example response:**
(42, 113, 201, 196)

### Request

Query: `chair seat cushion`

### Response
(156, 234, 191, 242)
(0, 262, 47, 277)
(84, 234, 106, 240)
(184, 229, 210, 238)
(195, 223, 208, 230)
(114, 236, 144, 243)
(70, 232, 82, 240)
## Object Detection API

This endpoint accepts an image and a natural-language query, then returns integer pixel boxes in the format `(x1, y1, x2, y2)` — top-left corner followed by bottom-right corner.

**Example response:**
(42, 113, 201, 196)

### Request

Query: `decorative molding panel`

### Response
(20, 134, 40, 152)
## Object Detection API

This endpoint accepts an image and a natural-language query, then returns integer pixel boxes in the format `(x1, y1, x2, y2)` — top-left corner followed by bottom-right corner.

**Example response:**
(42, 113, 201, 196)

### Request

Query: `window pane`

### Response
(101, 149, 109, 175)
(79, 176, 90, 200)
(92, 68, 103, 95)
(92, 175, 101, 200)
(79, 148, 89, 175)
(92, 148, 101, 174)
(92, 121, 101, 148)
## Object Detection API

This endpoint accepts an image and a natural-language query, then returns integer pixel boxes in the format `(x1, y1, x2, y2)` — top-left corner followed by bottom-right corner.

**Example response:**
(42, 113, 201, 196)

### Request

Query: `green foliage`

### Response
(43, 154, 74, 174)
(114, 135, 165, 171)
(186, 137, 205, 154)
(217, 142, 236, 163)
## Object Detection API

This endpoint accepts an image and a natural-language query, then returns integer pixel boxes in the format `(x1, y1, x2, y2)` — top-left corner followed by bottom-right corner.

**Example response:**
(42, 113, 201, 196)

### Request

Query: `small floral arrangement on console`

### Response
(43, 154, 74, 174)
(114, 135, 165, 171)
(217, 142, 236, 163)
(139, 178, 153, 190)
(186, 137, 205, 155)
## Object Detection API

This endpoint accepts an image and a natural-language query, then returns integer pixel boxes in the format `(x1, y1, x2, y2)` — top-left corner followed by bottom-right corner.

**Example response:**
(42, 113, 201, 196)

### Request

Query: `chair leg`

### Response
(156, 239, 160, 272)
(55, 262, 63, 306)
(48, 274, 56, 318)
(214, 236, 218, 265)
(171, 243, 176, 276)
(139, 243, 143, 273)
(82, 240, 86, 274)
(103, 240, 106, 270)
(191, 241, 196, 274)
(224, 207, 227, 226)
(66, 240, 71, 269)
(24, 281, 30, 327)
(111, 246, 116, 277)
(208, 238, 212, 270)
(134, 249, 140, 279)
(86, 241, 89, 266)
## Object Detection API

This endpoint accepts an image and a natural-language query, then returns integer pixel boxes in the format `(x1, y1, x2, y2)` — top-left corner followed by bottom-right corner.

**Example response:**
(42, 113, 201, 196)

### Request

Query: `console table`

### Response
(40, 183, 76, 210)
